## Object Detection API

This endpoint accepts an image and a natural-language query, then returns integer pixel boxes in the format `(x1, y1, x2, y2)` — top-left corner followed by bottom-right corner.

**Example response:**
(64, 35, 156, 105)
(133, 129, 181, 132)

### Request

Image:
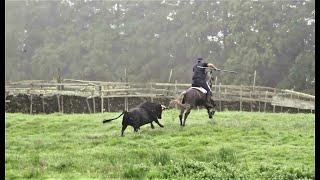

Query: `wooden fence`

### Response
(5, 79, 315, 113)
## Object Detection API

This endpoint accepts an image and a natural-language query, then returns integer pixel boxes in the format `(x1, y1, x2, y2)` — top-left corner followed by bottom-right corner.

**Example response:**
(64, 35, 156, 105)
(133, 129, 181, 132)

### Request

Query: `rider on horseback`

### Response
(191, 57, 218, 107)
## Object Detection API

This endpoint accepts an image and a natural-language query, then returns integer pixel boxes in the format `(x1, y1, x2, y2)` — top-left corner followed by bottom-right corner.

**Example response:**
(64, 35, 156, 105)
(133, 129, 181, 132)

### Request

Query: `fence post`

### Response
(214, 76, 218, 93)
(272, 88, 276, 113)
(41, 96, 45, 113)
(29, 94, 33, 114)
(124, 67, 128, 83)
(273, 104, 275, 113)
(174, 80, 177, 96)
(86, 98, 92, 114)
(70, 98, 73, 114)
(100, 86, 104, 113)
(264, 91, 267, 112)
(219, 83, 221, 112)
(107, 98, 110, 112)
(168, 69, 173, 83)
(310, 98, 313, 113)
(107, 86, 110, 112)
(290, 93, 293, 113)
(297, 94, 300, 113)
(258, 91, 261, 112)
(252, 70, 256, 92)
(57, 95, 61, 113)
(240, 85, 242, 111)
(61, 95, 64, 113)
(124, 97, 128, 111)
(93, 96, 96, 113)
(250, 91, 252, 112)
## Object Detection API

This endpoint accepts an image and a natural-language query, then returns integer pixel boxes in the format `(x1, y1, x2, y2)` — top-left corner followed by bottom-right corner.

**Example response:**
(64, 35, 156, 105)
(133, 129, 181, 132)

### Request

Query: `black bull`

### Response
(102, 102, 167, 136)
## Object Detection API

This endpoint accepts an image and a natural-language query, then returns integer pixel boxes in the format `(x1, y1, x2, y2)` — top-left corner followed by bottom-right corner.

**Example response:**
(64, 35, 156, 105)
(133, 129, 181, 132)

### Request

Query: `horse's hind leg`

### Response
(179, 109, 184, 126)
(206, 107, 213, 119)
(182, 106, 191, 126)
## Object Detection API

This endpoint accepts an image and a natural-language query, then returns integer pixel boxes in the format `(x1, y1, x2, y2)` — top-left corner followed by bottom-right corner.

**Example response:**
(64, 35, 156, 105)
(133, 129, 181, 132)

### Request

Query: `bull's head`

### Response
(156, 104, 168, 119)
(161, 105, 168, 110)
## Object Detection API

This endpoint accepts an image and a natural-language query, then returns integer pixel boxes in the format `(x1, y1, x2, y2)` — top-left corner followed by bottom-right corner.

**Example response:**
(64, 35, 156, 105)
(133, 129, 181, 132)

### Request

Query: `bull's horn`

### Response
(161, 105, 167, 110)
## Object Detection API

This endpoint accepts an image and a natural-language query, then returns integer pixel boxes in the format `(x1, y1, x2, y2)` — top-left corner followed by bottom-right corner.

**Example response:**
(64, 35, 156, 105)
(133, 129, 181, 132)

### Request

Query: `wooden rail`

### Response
(5, 79, 315, 113)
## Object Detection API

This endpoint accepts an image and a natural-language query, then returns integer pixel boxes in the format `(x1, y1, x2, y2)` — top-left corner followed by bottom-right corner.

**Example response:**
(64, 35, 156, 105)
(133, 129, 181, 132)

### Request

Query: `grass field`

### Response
(5, 110, 315, 179)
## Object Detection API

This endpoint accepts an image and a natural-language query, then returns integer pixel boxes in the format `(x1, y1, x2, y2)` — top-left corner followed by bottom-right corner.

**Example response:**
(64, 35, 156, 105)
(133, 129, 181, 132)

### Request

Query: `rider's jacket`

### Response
(192, 61, 208, 86)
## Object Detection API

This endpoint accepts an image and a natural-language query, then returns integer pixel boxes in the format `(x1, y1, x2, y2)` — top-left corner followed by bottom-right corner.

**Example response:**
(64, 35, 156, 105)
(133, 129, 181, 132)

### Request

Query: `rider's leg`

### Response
(202, 82, 213, 106)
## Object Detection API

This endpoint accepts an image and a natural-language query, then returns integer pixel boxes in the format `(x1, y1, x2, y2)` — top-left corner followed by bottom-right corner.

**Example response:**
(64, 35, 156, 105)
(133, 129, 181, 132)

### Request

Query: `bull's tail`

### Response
(102, 111, 125, 123)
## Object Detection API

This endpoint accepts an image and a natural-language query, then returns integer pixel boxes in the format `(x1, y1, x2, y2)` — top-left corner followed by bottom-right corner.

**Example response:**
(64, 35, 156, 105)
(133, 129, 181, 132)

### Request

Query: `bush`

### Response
(122, 163, 150, 179)
(215, 147, 237, 164)
(257, 164, 315, 179)
(163, 160, 314, 179)
(151, 150, 171, 166)
(163, 159, 246, 179)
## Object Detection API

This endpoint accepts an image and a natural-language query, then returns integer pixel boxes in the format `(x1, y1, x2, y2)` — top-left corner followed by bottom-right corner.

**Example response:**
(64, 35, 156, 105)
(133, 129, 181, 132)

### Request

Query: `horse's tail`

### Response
(102, 111, 125, 123)
(179, 91, 187, 103)
(169, 99, 183, 108)
(169, 91, 186, 109)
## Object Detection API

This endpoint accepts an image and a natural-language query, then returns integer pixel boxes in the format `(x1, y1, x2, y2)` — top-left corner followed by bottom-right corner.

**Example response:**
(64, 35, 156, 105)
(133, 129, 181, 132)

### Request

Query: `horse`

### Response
(169, 69, 216, 126)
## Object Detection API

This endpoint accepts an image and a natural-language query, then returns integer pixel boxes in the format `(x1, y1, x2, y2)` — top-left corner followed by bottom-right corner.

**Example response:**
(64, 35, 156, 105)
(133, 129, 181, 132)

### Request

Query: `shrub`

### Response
(122, 163, 150, 179)
(215, 147, 237, 164)
(163, 159, 247, 179)
(151, 150, 170, 166)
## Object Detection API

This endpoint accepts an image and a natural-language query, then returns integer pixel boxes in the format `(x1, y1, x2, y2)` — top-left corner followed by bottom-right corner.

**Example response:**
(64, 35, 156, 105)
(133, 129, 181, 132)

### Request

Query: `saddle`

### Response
(189, 87, 207, 94)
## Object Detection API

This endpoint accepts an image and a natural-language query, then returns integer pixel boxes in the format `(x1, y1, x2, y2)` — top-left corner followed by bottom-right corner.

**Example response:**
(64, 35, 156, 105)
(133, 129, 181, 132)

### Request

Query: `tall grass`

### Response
(5, 110, 315, 179)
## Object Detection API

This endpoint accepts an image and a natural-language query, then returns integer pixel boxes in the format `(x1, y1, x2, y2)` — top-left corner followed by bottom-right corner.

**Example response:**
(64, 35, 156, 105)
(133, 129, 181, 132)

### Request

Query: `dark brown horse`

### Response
(170, 87, 216, 126)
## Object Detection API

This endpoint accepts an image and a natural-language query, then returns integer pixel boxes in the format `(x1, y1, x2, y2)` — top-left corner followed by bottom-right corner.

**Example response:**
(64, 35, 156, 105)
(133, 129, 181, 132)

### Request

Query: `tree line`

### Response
(5, 0, 314, 94)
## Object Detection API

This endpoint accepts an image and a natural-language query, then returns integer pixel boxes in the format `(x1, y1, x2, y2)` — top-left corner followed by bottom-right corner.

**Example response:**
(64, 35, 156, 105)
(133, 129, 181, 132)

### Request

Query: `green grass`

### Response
(5, 110, 315, 179)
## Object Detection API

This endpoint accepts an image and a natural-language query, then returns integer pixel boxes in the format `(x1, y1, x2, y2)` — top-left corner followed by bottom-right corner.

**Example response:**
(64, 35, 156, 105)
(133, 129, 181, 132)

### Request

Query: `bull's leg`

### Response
(150, 122, 155, 129)
(154, 119, 164, 128)
(121, 125, 128, 136)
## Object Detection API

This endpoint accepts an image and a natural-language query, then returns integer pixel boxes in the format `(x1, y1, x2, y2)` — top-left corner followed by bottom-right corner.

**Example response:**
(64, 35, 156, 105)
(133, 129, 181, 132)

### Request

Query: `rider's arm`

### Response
(207, 63, 218, 70)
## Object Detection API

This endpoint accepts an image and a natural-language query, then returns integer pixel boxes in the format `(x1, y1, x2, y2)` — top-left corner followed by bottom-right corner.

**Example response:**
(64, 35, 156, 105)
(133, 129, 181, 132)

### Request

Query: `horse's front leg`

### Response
(205, 106, 215, 119)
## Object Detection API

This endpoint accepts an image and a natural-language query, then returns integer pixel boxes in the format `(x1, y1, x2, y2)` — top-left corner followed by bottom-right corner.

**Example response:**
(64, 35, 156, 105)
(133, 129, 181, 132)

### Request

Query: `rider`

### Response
(191, 57, 218, 106)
